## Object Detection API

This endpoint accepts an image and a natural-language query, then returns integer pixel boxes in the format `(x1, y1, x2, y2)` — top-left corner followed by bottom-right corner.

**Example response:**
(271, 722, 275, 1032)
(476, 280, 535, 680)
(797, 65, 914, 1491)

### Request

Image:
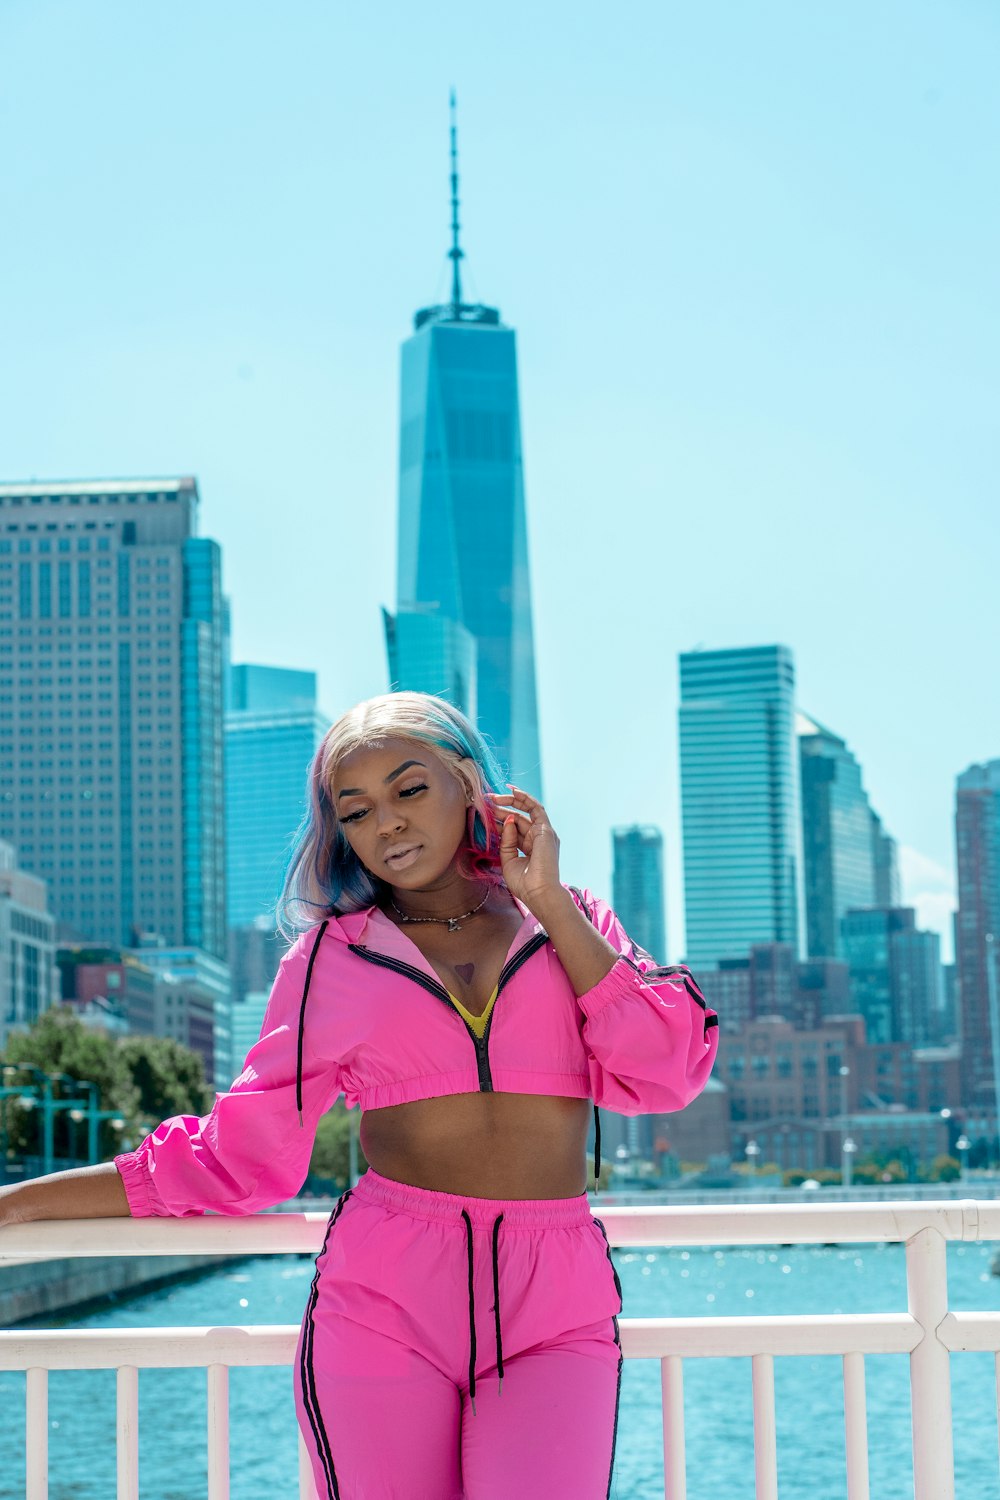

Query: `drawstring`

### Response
(297, 920, 329, 1126)
(593, 1104, 601, 1194)
(461, 1210, 478, 1414)
(491, 1213, 504, 1395)
(461, 1209, 505, 1416)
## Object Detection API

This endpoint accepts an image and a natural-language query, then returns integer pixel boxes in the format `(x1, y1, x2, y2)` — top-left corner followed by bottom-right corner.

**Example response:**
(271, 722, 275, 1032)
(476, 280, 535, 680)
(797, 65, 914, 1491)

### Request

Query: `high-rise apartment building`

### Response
(0, 480, 227, 959)
(955, 760, 1000, 1117)
(798, 715, 877, 960)
(679, 645, 805, 967)
(611, 825, 666, 962)
(226, 664, 329, 928)
(383, 103, 542, 793)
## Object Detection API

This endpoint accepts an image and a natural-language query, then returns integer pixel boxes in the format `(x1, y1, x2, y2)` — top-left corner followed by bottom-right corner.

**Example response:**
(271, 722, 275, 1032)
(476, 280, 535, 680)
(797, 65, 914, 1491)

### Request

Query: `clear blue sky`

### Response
(2, 1, 997, 960)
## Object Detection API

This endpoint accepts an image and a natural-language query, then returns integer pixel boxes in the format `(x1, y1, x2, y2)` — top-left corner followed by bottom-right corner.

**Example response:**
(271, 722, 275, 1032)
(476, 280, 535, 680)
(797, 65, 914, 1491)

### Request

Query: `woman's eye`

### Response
(399, 784, 427, 798)
(341, 809, 368, 824)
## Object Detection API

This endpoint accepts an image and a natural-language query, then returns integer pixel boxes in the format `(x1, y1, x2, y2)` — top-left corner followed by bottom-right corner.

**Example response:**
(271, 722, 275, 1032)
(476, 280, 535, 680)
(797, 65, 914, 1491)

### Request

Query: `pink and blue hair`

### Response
(278, 691, 509, 936)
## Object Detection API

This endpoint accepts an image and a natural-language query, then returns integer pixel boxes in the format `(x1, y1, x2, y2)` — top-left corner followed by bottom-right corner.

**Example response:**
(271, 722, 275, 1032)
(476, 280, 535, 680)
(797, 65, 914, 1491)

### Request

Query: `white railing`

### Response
(2, 1199, 999, 1500)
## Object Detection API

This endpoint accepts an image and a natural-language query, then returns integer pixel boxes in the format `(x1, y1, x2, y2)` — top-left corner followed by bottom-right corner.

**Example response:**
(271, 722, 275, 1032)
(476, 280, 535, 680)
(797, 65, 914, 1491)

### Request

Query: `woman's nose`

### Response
(377, 805, 407, 836)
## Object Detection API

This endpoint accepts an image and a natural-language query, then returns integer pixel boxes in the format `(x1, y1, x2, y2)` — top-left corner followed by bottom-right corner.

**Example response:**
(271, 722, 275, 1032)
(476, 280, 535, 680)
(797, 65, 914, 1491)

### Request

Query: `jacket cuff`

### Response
(114, 1150, 157, 1219)
(576, 954, 641, 1019)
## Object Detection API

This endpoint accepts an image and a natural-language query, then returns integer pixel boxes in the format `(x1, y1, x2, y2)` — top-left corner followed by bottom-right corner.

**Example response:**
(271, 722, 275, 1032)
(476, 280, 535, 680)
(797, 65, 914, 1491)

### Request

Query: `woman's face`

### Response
(331, 735, 474, 889)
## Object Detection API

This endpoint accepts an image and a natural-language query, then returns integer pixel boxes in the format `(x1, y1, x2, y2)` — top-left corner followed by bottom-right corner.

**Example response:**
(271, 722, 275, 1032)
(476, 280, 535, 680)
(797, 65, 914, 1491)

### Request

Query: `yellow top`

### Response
(446, 984, 499, 1040)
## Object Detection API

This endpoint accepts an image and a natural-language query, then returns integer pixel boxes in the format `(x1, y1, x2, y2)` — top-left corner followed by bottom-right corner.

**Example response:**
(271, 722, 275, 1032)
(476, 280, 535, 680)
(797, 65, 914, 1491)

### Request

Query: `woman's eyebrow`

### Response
(337, 760, 427, 799)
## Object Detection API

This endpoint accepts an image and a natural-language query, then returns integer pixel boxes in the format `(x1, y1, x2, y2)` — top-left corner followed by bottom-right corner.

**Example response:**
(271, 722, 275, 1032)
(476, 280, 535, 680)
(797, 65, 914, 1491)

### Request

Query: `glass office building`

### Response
(0, 480, 227, 960)
(225, 665, 329, 928)
(382, 607, 477, 722)
(955, 759, 1000, 1115)
(842, 906, 918, 1046)
(612, 825, 667, 962)
(798, 714, 877, 960)
(679, 645, 805, 967)
(384, 122, 542, 793)
(608, 825, 668, 1162)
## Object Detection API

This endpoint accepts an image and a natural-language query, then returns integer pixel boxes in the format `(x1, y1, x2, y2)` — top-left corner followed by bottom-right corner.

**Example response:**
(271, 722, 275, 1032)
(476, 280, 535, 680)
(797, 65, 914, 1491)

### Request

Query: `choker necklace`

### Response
(390, 888, 490, 933)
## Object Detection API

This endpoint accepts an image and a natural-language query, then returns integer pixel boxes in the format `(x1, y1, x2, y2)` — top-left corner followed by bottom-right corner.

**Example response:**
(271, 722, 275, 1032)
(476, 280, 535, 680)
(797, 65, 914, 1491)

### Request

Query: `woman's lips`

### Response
(385, 845, 422, 871)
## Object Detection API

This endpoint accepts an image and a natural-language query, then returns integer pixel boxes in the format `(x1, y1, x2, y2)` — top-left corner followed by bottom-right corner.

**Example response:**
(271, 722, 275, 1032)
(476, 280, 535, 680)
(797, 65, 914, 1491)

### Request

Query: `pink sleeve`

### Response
(114, 929, 341, 1217)
(568, 887, 718, 1116)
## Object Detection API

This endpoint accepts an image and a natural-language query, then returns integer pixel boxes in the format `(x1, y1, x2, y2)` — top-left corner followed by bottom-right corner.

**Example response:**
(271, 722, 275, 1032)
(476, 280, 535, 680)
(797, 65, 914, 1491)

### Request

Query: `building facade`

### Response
(0, 480, 227, 960)
(955, 759, 1000, 1117)
(384, 123, 542, 793)
(798, 715, 878, 960)
(611, 825, 666, 961)
(842, 907, 916, 1045)
(226, 664, 329, 928)
(679, 645, 805, 967)
(871, 811, 902, 909)
(382, 608, 477, 721)
(0, 840, 58, 1050)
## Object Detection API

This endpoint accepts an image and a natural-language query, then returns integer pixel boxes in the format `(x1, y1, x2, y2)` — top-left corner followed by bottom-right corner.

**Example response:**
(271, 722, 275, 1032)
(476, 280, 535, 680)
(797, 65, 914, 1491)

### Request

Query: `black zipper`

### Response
(348, 931, 549, 1094)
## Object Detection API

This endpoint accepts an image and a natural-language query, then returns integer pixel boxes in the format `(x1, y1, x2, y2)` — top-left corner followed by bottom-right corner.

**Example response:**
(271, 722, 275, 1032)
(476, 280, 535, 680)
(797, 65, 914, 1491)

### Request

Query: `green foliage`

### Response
(927, 1153, 960, 1183)
(118, 1034, 211, 1129)
(782, 1167, 842, 1187)
(3, 1007, 138, 1159)
(586, 1160, 615, 1192)
(2, 1007, 213, 1164)
(307, 1102, 367, 1190)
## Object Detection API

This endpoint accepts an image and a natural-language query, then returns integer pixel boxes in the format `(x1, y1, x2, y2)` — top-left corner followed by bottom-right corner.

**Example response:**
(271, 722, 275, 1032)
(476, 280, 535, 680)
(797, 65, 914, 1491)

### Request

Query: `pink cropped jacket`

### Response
(115, 885, 718, 1218)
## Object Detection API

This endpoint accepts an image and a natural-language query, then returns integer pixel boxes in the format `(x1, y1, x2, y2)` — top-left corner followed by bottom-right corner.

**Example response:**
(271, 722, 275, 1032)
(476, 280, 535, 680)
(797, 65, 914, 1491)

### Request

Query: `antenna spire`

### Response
(448, 89, 464, 311)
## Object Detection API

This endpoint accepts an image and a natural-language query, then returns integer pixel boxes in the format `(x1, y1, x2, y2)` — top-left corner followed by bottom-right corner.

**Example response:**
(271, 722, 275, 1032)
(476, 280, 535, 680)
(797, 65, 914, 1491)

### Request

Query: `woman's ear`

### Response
(457, 756, 479, 805)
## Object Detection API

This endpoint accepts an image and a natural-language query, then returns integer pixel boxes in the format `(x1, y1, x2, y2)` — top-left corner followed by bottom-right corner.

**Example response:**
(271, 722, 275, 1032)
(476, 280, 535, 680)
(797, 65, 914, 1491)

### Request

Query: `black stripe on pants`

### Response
(300, 1190, 353, 1499)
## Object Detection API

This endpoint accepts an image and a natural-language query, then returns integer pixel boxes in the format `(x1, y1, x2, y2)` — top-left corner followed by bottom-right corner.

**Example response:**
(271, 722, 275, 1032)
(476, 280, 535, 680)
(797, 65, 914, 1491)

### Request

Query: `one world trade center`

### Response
(383, 97, 543, 797)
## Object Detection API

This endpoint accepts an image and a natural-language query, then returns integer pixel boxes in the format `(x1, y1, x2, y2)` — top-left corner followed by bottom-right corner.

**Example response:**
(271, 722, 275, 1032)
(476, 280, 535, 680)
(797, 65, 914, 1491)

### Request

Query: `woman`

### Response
(0, 692, 718, 1499)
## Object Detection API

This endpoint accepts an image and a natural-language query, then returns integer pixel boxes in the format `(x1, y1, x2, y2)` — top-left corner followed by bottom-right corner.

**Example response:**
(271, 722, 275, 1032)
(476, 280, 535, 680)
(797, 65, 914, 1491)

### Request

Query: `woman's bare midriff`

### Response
(360, 1092, 592, 1200)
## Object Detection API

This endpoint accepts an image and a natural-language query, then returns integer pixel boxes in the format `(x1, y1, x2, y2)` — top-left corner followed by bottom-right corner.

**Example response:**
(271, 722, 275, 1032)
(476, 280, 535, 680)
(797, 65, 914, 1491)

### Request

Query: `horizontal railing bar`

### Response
(938, 1312, 1000, 1352)
(622, 1313, 921, 1359)
(0, 1312, 934, 1371)
(0, 1325, 301, 1370)
(1, 1200, 996, 1262)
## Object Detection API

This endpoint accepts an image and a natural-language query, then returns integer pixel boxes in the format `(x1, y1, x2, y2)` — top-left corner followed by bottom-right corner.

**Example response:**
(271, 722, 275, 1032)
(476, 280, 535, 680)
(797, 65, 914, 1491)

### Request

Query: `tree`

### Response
(307, 1103, 367, 1191)
(927, 1154, 960, 1183)
(2, 1010, 214, 1165)
(118, 1034, 211, 1130)
(3, 1006, 138, 1160)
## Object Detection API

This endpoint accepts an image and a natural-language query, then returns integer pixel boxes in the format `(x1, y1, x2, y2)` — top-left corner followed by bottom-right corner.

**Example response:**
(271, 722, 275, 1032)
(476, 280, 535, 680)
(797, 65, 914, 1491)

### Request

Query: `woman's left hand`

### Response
(487, 786, 562, 911)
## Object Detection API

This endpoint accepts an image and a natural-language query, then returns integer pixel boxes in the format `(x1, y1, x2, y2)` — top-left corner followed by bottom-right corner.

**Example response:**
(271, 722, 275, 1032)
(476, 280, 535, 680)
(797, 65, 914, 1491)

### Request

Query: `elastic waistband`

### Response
(353, 1168, 593, 1229)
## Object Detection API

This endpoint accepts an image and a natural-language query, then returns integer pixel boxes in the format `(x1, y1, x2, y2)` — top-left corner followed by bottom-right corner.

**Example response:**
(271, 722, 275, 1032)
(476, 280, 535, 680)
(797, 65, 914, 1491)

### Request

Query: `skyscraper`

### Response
(225, 664, 330, 927)
(871, 810, 902, 908)
(384, 98, 542, 793)
(0, 839, 57, 1050)
(611, 825, 666, 961)
(798, 714, 878, 960)
(607, 825, 667, 1164)
(0, 480, 227, 958)
(841, 906, 916, 1045)
(679, 645, 805, 967)
(955, 760, 1000, 1117)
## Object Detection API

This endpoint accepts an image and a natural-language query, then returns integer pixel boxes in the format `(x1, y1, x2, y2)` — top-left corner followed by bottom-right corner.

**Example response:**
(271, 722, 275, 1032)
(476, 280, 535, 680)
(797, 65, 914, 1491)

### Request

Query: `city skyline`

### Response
(0, 3, 996, 960)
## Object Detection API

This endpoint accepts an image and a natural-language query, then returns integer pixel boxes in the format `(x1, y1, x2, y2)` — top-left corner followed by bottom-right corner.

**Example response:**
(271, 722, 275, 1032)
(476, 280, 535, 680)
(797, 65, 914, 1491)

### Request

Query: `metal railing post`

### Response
(41, 1077, 54, 1178)
(906, 1226, 954, 1500)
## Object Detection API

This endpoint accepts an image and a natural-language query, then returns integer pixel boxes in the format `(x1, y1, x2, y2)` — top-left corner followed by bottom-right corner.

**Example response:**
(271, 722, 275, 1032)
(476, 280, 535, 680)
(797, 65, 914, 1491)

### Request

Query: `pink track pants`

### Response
(293, 1168, 624, 1499)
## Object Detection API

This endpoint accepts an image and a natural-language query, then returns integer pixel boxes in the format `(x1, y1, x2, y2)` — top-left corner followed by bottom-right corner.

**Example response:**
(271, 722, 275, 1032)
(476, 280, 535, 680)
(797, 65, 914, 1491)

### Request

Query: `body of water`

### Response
(1, 1237, 997, 1499)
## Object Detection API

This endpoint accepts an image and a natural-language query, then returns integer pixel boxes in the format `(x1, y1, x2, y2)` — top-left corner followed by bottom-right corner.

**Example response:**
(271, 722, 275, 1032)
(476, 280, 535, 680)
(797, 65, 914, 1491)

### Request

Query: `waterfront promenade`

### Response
(2, 1197, 999, 1499)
